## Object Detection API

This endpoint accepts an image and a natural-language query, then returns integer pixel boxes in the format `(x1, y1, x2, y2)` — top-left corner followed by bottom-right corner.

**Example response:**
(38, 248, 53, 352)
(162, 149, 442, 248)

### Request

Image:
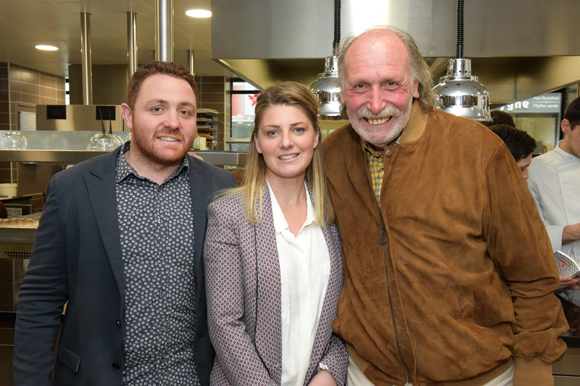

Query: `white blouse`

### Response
(267, 181, 331, 386)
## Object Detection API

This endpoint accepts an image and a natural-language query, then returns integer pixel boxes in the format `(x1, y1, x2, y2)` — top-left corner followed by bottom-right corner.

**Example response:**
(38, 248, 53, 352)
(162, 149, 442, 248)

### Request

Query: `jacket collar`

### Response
(84, 147, 210, 303)
(398, 100, 430, 145)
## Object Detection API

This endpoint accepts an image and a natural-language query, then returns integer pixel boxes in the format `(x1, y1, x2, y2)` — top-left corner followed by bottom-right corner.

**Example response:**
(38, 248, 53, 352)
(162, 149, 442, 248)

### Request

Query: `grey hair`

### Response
(337, 25, 434, 111)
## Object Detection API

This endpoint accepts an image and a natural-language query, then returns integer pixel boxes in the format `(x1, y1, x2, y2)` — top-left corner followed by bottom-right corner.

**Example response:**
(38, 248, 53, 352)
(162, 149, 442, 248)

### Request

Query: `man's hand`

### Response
(562, 223, 580, 245)
(308, 369, 337, 386)
(558, 276, 580, 290)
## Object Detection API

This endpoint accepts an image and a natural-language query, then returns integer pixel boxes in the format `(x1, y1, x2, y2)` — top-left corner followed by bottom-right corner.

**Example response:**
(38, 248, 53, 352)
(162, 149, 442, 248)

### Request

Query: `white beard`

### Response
(348, 90, 415, 148)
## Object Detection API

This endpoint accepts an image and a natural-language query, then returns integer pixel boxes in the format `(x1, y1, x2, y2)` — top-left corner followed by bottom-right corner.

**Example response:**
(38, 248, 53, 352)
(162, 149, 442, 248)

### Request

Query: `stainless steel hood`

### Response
(211, 0, 580, 103)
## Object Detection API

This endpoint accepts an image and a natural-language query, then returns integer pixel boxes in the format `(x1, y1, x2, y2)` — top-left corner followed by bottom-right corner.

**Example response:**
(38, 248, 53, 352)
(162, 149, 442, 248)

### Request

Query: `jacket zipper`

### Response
(365, 155, 413, 385)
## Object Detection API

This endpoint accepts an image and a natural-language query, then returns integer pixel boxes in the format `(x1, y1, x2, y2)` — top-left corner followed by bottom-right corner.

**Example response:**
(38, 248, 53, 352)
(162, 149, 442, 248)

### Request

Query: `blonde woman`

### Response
(203, 81, 347, 386)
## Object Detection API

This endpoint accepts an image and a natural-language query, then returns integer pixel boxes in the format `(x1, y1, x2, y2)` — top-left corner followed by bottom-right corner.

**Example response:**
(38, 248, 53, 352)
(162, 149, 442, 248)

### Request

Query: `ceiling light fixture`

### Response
(309, 0, 342, 120)
(186, 9, 211, 18)
(35, 45, 58, 51)
(432, 0, 492, 122)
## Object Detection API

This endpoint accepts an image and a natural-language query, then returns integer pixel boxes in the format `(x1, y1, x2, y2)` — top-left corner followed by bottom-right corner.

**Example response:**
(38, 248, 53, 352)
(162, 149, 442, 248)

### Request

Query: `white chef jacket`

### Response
(267, 181, 331, 386)
(528, 142, 580, 305)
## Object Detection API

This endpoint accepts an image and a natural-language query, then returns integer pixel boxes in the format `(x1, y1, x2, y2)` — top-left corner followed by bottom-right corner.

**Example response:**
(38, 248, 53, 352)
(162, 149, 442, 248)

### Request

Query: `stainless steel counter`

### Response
(0, 149, 247, 166)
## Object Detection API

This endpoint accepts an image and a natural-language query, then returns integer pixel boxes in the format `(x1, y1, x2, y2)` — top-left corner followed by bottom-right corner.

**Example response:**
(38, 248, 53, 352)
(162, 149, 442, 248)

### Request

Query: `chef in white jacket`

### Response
(528, 96, 580, 306)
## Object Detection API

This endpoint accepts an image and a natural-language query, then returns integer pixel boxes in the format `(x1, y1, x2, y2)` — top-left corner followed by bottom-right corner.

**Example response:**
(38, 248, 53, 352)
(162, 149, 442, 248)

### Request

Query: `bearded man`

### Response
(323, 26, 567, 386)
(13, 61, 235, 386)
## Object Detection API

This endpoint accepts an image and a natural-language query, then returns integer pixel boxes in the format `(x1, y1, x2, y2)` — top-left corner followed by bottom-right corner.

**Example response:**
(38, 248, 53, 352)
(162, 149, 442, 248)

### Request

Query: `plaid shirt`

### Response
(364, 138, 401, 205)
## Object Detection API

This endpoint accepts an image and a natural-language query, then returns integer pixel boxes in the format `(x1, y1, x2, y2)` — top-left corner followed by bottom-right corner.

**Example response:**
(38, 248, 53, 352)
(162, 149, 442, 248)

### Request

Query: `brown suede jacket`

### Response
(323, 103, 568, 386)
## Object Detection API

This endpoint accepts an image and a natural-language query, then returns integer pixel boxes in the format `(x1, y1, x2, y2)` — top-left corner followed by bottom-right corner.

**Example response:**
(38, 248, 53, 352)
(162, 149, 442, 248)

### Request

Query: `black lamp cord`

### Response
(456, 0, 464, 59)
(332, 0, 341, 56)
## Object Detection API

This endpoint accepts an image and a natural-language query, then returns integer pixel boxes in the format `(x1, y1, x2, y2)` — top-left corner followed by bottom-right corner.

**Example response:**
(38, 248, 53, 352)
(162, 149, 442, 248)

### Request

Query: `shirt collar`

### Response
(267, 179, 315, 235)
(554, 141, 580, 162)
(116, 141, 189, 184)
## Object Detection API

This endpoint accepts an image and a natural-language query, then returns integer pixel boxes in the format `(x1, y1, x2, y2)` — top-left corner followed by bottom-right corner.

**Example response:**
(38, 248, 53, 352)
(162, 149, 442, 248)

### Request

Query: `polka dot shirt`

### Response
(116, 142, 199, 386)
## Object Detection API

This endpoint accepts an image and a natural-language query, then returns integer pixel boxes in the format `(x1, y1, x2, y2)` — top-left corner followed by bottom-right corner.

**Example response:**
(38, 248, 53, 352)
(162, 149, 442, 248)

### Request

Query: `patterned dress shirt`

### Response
(116, 142, 199, 386)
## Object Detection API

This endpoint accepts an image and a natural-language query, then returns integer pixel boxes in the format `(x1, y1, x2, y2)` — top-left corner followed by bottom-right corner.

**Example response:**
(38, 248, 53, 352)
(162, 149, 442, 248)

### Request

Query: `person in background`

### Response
(528, 96, 580, 304)
(323, 25, 567, 386)
(203, 81, 348, 386)
(482, 110, 516, 128)
(13, 61, 235, 386)
(489, 123, 537, 179)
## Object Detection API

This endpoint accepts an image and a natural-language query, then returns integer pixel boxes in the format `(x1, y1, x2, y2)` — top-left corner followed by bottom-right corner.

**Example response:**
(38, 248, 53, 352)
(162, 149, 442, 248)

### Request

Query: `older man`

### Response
(13, 61, 235, 386)
(323, 26, 567, 386)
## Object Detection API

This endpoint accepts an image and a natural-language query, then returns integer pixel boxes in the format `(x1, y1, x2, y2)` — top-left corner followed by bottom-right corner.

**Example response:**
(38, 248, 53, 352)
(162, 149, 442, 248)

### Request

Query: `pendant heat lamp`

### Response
(310, 0, 342, 120)
(433, 0, 492, 122)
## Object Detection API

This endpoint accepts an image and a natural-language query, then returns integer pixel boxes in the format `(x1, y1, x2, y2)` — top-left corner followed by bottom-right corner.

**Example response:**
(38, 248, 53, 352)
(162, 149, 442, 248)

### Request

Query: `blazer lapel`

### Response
(188, 156, 210, 271)
(253, 188, 283, 383)
(84, 149, 125, 301)
(305, 183, 343, 382)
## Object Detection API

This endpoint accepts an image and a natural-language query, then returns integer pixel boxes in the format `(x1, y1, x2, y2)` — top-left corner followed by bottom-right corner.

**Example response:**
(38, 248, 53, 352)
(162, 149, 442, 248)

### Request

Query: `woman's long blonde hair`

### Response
(225, 81, 335, 225)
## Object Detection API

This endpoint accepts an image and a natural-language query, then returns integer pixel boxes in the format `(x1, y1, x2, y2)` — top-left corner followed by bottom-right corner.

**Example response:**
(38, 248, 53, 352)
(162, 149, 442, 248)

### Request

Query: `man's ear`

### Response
(562, 119, 571, 136)
(412, 79, 420, 99)
(120, 103, 133, 130)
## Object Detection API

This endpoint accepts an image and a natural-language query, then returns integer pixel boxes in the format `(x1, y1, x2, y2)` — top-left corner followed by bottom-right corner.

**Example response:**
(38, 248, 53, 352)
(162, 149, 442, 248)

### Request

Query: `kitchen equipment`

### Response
(1, 132, 27, 150)
(87, 108, 124, 151)
(309, 0, 342, 120)
(0, 183, 17, 197)
(432, 0, 492, 122)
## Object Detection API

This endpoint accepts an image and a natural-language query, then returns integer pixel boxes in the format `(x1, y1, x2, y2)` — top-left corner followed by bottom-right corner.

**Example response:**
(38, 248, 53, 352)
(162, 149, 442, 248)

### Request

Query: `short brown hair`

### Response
(126, 61, 198, 109)
(565, 96, 580, 130)
(481, 110, 516, 128)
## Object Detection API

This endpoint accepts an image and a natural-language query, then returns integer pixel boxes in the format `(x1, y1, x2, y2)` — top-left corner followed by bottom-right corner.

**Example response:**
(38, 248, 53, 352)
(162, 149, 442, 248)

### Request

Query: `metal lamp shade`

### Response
(310, 56, 343, 120)
(433, 58, 492, 122)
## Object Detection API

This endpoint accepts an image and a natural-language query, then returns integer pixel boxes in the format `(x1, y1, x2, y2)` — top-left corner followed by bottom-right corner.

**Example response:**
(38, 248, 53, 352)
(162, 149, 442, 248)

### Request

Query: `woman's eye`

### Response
(294, 127, 305, 133)
(266, 130, 277, 136)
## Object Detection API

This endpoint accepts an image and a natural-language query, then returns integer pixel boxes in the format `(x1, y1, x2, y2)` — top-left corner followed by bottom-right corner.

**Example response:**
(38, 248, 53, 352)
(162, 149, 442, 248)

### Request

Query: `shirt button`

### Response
(112, 362, 121, 369)
(385, 149, 393, 158)
(116, 320, 121, 328)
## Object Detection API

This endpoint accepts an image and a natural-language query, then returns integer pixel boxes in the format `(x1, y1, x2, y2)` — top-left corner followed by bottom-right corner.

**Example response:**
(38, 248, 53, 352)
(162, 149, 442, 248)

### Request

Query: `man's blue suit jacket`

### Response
(13, 147, 236, 385)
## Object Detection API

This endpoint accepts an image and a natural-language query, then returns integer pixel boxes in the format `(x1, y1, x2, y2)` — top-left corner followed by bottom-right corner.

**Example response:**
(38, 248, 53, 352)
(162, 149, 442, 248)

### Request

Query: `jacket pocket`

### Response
(57, 344, 81, 373)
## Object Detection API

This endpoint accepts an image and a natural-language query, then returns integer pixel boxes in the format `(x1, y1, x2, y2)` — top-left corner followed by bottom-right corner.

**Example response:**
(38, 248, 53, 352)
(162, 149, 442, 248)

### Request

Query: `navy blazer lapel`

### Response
(253, 188, 283, 383)
(187, 156, 211, 270)
(84, 149, 125, 300)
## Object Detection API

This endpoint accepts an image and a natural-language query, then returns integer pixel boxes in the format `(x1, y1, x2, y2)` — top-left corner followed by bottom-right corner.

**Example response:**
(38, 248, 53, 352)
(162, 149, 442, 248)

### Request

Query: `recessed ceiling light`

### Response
(36, 45, 58, 51)
(186, 9, 211, 18)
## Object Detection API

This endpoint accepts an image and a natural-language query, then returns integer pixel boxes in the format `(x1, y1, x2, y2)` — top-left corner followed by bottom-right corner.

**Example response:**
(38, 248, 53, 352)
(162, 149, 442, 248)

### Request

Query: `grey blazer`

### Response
(204, 188, 348, 386)
(13, 147, 235, 386)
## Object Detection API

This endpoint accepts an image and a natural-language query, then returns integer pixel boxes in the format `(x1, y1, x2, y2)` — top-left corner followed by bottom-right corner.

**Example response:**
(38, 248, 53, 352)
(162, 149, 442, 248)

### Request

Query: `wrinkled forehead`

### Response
(344, 31, 411, 75)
